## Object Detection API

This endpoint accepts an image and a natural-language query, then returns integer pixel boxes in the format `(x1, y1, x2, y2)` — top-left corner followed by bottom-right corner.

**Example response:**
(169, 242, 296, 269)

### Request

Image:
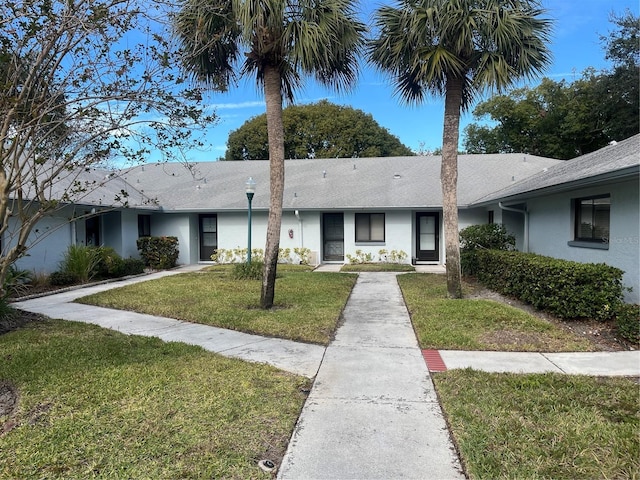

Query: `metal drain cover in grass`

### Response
(258, 460, 276, 472)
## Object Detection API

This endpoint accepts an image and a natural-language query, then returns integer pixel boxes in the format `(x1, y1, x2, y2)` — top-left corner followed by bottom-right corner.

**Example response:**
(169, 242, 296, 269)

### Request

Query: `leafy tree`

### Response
(225, 100, 413, 159)
(597, 10, 639, 141)
(464, 75, 609, 158)
(464, 10, 639, 158)
(0, 0, 213, 295)
(369, 0, 551, 298)
(175, 0, 366, 308)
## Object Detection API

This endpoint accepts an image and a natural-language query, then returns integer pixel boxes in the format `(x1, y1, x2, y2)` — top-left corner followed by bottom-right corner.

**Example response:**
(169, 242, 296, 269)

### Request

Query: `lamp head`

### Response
(245, 177, 256, 194)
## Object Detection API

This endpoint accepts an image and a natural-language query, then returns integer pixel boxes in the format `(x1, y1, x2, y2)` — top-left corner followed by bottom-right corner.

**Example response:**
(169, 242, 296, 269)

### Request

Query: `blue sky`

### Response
(192, 1, 638, 161)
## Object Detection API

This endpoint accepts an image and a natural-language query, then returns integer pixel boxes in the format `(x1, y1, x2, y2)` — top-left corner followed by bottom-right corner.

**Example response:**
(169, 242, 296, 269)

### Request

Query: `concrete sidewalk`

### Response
(11, 265, 325, 378)
(278, 272, 464, 479)
(11, 266, 639, 379)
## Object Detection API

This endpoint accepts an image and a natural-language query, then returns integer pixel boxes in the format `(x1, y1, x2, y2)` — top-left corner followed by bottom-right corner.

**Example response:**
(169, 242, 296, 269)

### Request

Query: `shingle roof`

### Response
(474, 134, 640, 205)
(118, 153, 562, 211)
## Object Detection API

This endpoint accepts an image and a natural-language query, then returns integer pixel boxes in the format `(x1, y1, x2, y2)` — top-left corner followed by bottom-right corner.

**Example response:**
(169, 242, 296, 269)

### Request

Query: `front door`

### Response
(85, 216, 100, 246)
(199, 214, 217, 261)
(416, 212, 439, 262)
(322, 213, 344, 261)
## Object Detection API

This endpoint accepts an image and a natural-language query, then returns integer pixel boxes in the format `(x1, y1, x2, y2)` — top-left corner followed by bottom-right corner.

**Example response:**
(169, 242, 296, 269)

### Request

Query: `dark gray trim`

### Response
(567, 240, 609, 250)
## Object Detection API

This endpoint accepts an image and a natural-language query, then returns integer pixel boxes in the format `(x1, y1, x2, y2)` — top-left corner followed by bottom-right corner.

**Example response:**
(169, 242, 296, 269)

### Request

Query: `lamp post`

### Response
(245, 177, 256, 264)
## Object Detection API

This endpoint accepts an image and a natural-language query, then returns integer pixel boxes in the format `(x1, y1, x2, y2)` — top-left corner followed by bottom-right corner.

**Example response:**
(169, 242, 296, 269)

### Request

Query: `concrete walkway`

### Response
(11, 266, 324, 378)
(278, 272, 464, 479)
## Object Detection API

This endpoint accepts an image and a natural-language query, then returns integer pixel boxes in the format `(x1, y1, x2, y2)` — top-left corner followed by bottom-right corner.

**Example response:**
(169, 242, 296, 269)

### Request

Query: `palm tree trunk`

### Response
(441, 76, 463, 299)
(261, 65, 285, 309)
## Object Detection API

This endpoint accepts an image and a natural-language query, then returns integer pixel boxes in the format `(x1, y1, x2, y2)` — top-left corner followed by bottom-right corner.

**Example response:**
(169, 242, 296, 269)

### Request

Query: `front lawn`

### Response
(77, 266, 357, 345)
(0, 318, 309, 479)
(398, 273, 595, 351)
(434, 370, 639, 479)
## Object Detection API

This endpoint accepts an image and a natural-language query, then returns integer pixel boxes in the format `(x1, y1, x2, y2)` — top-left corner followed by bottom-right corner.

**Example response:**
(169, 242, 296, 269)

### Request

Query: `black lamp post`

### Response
(245, 177, 256, 264)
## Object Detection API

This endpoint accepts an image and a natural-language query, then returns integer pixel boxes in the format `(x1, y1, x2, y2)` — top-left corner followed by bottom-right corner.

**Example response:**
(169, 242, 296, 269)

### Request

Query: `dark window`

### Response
(355, 213, 385, 242)
(574, 195, 610, 242)
(138, 214, 151, 238)
(488, 210, 494, 224)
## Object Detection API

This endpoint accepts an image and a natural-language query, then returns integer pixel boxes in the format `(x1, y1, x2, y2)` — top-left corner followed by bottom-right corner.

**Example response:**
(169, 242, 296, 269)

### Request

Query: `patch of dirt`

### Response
(479, 330, 550, 350)
(0, 310, 43, 336)
(0, 380, 19, 435)
(466, 280, 637, 352)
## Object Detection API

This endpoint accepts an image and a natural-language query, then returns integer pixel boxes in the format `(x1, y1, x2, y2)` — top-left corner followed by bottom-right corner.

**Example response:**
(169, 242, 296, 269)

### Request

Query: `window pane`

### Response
(201, 217, 217, 233)
(355, 214, 369, 241)
(594, 206, 610, 240)
(202, 232, 217, 247)
(370, 214, 385, 241)
(575, 196, 610, 241)
(355, 213, 385, 242)
(420, 216, 435, 250)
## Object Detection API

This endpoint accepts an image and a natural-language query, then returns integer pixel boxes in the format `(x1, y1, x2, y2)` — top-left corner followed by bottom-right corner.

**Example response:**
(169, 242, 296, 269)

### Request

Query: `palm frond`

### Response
(368, 0, 552, 108)
(173, 0, 241, 90)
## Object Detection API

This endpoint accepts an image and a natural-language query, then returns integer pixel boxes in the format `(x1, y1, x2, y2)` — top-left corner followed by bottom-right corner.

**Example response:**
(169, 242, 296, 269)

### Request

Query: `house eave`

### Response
(471, 166, 639, 207)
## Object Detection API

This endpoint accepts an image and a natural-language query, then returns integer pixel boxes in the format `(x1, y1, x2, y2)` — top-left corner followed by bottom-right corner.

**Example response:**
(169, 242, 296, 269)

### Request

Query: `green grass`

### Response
(340, 263, 415, 272)
(398, 273, 594, 351)
(77, 266, 357, 345)
(434, 370, 640, 479)
(0, 319, 310, 479)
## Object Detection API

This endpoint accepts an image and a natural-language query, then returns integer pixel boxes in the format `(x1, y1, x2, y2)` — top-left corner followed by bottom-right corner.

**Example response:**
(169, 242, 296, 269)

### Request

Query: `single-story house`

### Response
(474, 134, 639, 303)
(7, 134, 639, 302)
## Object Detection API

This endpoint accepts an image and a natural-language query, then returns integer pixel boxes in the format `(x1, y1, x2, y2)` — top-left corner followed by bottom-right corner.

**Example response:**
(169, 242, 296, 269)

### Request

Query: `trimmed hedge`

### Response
(615, 304, 640, 344)
(137, 236, 179, 270)
(474, 250, 625, 320)
(460, 224, 515, 275)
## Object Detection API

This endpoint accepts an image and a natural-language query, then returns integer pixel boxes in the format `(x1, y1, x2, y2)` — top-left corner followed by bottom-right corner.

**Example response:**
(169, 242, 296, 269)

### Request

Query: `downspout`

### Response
(498, 202, 529, 253)
(294, 210, 303, 247)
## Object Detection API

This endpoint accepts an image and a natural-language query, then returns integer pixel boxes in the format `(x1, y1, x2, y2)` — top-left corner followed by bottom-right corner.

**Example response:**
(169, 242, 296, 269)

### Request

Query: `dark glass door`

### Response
(85, 216, 100, 246)
(416, 212, 439, 261)
(199, 214, 217, 261)
(323, 213, 344, 261)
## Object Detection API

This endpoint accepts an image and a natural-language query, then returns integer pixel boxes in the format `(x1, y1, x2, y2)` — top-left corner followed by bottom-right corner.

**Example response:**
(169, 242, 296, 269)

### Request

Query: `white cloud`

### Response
(209, 100, 265, 110)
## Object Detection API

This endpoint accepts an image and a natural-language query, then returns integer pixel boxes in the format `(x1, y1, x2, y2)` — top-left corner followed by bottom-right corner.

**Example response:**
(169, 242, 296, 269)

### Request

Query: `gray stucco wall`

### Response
(526, 179, 639, 303)
(11, 208, 75, 274)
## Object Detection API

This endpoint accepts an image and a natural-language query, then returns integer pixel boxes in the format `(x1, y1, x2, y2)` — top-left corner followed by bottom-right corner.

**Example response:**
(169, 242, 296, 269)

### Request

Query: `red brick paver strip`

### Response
(423, 349, 447, 372)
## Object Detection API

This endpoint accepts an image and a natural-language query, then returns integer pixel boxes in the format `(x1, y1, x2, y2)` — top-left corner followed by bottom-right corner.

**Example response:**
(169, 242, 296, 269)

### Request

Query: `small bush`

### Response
(49, 271, 79, 286)
(346, 249, 374, 264)
(3, 266, 34, 297)
(615, 304, 639, 344)
(232, 261, 263, 280)
(120, 258, 146, 276)
(460, 224, 515, 275)
(293, 247, 312, 265)
(95, 247, 125, 278)
(474, 250, 625, 320)
(60, 245, 100, 283)
(137, 236, 179, 270)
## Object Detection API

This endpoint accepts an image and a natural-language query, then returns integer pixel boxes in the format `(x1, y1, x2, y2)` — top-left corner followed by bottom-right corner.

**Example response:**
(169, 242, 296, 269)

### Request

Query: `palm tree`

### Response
(174, 0, 365, 308)
(369, 0, 551, 298)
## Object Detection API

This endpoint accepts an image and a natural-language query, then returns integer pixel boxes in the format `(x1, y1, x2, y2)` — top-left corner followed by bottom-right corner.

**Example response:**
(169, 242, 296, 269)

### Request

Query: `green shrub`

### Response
(232, 261, 263, 280)
(121, 258, 146, 276)
(137, 236, 179, 270)
(59, 245, 100, 283)
(3, 265, 34, 297)
(615, 304, 639, 344)
(95, 247, 126, 278)
(460, 224, 516, 275)
(474, 250, 624, 320)
(49, 271, 79, 286)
